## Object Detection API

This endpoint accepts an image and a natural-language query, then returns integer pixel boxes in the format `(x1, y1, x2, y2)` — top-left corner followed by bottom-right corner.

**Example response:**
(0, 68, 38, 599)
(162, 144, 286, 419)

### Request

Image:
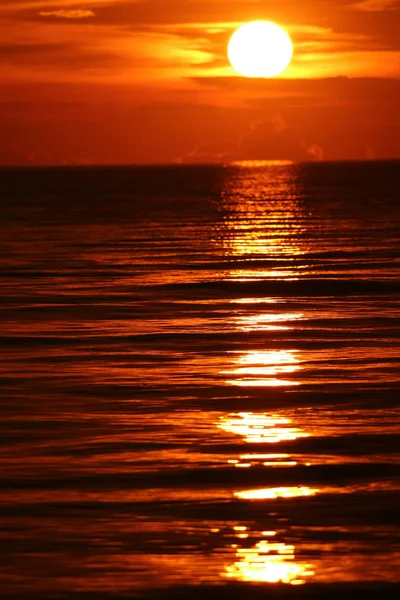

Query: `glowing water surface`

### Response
(1, 162, 399, 597)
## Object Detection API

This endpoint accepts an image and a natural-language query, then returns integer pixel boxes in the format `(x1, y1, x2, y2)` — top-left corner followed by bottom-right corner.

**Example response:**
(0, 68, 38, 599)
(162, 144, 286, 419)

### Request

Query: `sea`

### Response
(1, 161, 400, 599)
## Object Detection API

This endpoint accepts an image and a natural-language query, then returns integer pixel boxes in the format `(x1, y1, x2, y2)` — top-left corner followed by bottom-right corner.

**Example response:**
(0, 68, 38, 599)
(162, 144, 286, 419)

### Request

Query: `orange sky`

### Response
(1, 0, 399, 164)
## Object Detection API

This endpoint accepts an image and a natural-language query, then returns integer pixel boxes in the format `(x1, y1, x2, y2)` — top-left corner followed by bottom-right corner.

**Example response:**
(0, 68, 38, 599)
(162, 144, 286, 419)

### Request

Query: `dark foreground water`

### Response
(1, 161, 400, 599)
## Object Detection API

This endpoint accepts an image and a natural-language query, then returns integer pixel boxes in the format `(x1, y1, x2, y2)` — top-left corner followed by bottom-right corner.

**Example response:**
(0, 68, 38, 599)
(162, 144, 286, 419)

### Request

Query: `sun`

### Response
(228, 21, 293, 78)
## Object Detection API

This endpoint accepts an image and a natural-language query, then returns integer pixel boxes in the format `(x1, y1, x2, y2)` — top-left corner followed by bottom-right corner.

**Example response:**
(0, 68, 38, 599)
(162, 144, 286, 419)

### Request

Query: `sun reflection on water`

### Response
(218, 411, 310, 468)
(231, 160, 295, 168)
(215, 166, 316, 587)
(224, 538, 315, 585)
(218, 411, 310, 444)
(231, 298, 278, 304)
(235, 312, 304, 331)
(215, 163, 308, 265)
(235, 486, 319, 500)
(223, 350, 302, 387)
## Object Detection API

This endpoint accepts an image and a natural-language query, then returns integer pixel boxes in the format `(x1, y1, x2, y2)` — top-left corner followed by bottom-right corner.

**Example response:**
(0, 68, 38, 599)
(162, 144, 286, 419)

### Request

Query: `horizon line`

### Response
(1, 157, 400, 169)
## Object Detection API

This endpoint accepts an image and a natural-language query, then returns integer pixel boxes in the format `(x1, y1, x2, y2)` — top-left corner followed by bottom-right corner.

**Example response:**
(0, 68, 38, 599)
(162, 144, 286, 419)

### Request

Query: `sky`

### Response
(1, 0, 399, 164)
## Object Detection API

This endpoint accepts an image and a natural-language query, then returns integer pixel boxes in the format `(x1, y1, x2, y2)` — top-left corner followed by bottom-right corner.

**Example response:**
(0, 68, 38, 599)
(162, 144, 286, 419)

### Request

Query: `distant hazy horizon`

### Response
(2, 158, 400, 169)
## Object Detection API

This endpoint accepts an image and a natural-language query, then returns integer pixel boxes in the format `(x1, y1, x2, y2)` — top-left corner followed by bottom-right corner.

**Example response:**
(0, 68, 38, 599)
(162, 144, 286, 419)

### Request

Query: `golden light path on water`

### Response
(217, 406, 319, 584)
(215, 177, 318, 592)
(218, 166, 307, 385)
(206, 187, 320, 593)
(215, 162, 309, 285)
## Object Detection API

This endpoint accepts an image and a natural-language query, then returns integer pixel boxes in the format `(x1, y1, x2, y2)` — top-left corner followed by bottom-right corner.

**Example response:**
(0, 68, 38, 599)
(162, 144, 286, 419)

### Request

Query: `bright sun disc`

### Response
(228, 21, 293, 78)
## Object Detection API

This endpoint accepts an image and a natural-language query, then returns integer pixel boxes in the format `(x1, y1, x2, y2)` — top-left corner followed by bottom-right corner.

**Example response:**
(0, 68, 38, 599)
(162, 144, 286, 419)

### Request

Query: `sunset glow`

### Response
(0, 2, 399, 163)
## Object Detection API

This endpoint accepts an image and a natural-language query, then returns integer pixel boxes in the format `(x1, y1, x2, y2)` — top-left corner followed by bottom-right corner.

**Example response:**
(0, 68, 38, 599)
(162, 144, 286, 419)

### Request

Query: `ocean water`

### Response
(1, 161, 400, 599)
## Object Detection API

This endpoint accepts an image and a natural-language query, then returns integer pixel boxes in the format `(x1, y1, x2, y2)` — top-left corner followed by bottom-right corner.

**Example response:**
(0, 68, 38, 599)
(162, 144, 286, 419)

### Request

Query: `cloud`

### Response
(0, 0, 109, 7)
(174, 116, 302, 164)
(352, 0, 399, 11)
(306, 143, 324, 161)
(175, 142, 231, 164)
(270, 113, 289, 133)
(39, 9, 95, 19)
